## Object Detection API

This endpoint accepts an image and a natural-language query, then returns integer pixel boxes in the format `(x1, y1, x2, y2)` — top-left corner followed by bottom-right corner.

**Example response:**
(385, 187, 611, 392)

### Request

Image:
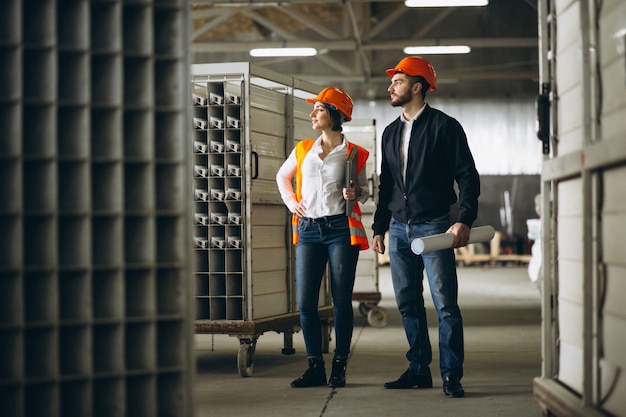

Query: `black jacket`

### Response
(372, 104, 480, 236)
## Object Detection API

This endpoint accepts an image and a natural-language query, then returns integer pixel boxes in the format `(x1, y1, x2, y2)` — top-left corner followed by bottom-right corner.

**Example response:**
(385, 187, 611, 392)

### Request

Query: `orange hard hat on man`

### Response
(386, 56, 437, 92)
(306, 87, 353, 121)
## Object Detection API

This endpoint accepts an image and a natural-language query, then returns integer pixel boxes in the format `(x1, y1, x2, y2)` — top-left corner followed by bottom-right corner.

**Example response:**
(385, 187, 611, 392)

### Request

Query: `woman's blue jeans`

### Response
(296, 215, 359, 360)
(388, 215, 464, 379)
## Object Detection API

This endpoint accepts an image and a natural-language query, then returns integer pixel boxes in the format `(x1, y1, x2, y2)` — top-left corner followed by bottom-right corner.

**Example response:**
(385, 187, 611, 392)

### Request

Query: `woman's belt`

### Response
(301, 213, 345, 223)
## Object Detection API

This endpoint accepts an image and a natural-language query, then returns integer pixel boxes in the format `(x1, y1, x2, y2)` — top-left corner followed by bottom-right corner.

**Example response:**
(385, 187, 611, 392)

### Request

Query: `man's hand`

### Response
(372, 234, 386, 254)
(446, 222, 470, 248)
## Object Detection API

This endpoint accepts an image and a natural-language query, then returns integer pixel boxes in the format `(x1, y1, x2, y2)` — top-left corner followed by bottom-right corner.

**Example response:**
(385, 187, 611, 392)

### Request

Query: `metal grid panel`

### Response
(0, 1, 194, 416)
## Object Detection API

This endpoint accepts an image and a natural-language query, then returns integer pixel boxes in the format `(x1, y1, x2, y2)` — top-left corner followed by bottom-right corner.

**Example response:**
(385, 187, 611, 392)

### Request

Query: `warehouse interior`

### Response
(5, 0, 626, 416)
(190, 0, 544, 255)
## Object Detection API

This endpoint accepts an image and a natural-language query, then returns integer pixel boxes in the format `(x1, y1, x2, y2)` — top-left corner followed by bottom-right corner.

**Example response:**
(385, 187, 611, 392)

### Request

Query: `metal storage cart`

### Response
(191, 63, 333, 376)
(533, 1, 626, 416)
(343, 120, 387, 328)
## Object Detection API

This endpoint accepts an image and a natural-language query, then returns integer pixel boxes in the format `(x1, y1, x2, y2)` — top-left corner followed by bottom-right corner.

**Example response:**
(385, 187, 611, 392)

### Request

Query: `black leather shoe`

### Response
(291, 358, 327, 388)
(328, 358, 347, 388)
(384, 368, 433, 389)
(443, 375, 465, 398)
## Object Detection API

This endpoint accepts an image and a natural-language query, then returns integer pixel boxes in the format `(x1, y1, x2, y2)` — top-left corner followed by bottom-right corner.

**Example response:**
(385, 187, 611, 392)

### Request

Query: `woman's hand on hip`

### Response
(293, 200, 307, 217)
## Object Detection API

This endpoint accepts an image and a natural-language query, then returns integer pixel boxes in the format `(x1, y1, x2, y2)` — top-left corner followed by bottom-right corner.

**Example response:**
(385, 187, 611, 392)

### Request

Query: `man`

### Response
(372, 56, 480, 398)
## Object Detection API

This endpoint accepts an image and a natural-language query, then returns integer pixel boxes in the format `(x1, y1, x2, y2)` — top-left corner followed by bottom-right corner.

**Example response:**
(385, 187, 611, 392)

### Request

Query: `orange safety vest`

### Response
(291, 139, 370, 250)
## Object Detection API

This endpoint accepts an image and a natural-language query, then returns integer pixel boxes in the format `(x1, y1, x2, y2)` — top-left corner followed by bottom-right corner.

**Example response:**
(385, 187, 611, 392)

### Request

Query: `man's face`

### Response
(387, 73, 413, 107)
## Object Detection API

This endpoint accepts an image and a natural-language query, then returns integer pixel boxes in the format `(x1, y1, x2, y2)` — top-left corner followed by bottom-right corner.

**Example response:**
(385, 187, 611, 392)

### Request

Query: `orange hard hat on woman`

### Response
(386, 56, 437, 92)
(306, 87, 353, 121)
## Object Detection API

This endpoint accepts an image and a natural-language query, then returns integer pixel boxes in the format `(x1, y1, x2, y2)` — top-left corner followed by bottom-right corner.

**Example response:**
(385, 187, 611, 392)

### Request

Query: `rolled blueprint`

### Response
(410, 225, 496, 255)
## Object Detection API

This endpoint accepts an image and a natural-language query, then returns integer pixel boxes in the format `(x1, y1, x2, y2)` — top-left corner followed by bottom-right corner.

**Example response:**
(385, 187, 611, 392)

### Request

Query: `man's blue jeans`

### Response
(296, 215, 359, 360)
(388, 215, 464, 379)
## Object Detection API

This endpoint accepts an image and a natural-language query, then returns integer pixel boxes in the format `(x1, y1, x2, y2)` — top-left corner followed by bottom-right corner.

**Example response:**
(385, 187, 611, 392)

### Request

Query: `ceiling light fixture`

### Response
(404, 0, 488, 7)
(403, 45, 471, 55)
(249, 48, 317, 57)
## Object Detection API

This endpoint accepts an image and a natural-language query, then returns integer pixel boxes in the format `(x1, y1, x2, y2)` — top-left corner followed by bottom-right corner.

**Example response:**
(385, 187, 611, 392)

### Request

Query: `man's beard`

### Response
(390, 91, 412, 107)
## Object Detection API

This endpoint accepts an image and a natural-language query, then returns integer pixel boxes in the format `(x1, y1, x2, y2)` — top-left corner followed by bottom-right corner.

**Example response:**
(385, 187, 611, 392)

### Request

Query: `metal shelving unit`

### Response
(0, 1, 194, 416)
(191, 62, 333, 377)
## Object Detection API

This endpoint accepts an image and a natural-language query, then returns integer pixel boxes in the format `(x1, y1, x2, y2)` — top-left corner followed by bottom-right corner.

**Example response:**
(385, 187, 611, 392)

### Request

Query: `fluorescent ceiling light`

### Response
(250, 48, 317, 57)
(405, 0, 488, 7)
(403, 45, 471, 55)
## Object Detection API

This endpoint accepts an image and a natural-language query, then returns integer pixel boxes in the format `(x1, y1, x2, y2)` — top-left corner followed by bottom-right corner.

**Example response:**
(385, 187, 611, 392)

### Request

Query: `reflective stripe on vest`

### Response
(291, 139, 369, 250)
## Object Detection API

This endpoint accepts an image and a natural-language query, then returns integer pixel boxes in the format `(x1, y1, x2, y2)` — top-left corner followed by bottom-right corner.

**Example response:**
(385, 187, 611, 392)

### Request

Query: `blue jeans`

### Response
(296, 215, 359, 360)
(388, 215, 464, 380)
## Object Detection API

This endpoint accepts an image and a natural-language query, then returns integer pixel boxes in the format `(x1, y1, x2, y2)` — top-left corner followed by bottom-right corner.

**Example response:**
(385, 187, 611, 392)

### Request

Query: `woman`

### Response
(276, 87, 370, 388)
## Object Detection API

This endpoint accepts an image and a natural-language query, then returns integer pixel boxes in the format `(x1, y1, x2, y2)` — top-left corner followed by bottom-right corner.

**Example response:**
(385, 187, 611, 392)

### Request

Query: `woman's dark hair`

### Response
(410, 75, 430, 100)
(324, 104, 344, 132)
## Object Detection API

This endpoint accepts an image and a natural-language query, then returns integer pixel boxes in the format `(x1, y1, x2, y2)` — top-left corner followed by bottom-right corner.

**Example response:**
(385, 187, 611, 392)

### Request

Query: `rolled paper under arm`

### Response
(410, 225, 496, 255)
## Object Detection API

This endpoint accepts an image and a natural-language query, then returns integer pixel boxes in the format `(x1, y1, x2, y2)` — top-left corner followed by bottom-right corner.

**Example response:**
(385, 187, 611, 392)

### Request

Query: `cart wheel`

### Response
(237, 339, 256, 377)
(358, 302, 371, 317)
(367, 307, 388, 328)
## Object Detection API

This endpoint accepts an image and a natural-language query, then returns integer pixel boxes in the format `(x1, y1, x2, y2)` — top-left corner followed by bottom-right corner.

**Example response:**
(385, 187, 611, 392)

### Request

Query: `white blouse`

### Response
(276, 136, 369, 219)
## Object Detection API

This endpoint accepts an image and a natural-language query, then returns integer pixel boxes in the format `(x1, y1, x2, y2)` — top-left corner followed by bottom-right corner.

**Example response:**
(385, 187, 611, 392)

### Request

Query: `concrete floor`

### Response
(194, 265, 543, 417)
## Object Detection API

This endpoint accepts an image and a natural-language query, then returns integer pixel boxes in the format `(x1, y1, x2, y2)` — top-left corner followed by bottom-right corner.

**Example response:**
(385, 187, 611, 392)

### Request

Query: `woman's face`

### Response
(310, 102, 332, 130)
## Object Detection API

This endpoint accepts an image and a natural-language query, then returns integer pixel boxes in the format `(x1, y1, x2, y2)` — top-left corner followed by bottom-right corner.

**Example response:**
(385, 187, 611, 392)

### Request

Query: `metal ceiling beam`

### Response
(367, 3, 405, 39)
(278, 4, 342, 40)
(192, 0, 403, 4)
(191, 37, 538, 52)
(345, 1, 371, 76)
(297, 70, 538, 83)
(362, 37, 538, 49)
(241, 9, 299, 39)
(409, 8, 454, 39)
(192, 40, 355, 52)
(192, 9, 237, 40)
(315, 54, 358, 76)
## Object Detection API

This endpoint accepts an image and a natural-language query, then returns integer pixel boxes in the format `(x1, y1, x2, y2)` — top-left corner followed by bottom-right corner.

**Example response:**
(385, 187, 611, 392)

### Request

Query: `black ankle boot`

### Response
(291, 357, 327, 388)
(328, 358, 347, 388)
